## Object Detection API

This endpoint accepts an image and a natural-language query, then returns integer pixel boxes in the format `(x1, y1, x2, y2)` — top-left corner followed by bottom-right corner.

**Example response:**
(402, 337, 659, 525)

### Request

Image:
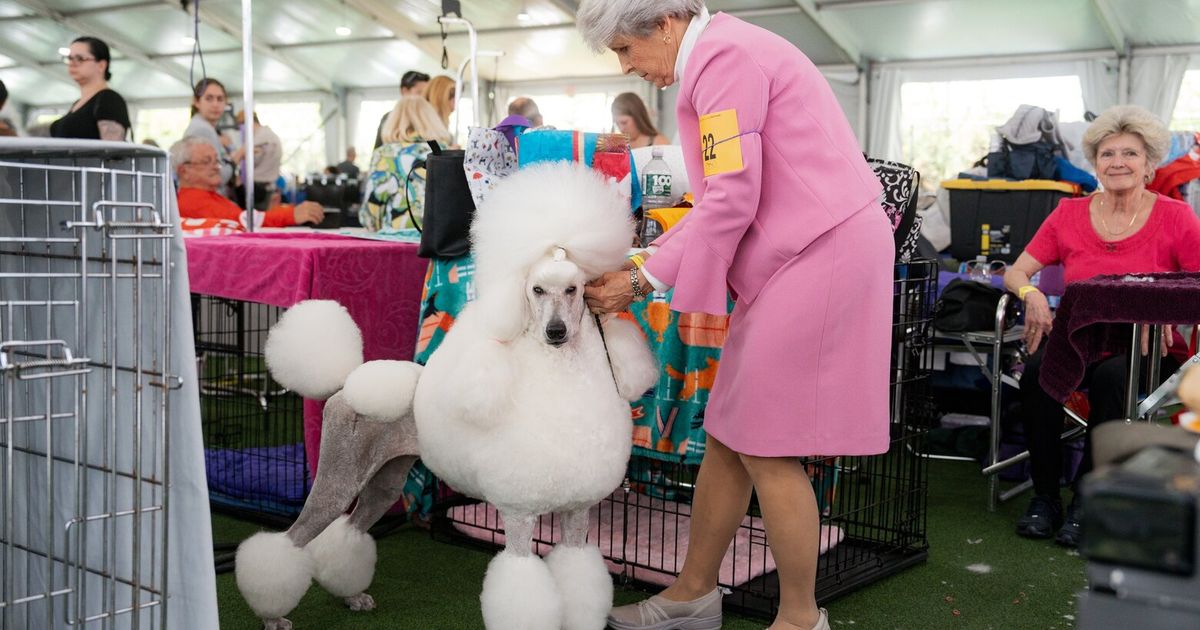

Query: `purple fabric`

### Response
(1039, 272, 1200, 402)
(204, 443, 311, 505)
(495, 115, 532, 150)
(185, 232, 428, 480)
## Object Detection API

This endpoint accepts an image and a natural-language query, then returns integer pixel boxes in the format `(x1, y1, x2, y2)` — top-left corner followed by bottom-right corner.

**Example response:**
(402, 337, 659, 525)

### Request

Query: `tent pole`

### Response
(242, 0, 255, 229)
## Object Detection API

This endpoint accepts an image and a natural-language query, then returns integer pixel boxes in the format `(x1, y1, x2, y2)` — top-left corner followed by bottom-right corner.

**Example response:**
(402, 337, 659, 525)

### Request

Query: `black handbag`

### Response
(934, 278, 1013, 332)
(417, 143, 476, 259)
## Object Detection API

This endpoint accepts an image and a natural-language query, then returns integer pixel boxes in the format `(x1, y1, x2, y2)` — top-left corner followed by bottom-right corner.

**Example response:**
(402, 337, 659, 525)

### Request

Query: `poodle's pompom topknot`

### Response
(470, 161, 635, 298)
(265, 300, 364, 400)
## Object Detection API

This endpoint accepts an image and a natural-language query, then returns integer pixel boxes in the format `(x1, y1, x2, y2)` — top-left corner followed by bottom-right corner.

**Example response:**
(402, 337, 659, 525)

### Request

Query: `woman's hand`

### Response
(585, 269, 638, 314)
(1023, 291, 1054, 354)
(1140, 324, 1174, 357)
(230, 147, 246, 164)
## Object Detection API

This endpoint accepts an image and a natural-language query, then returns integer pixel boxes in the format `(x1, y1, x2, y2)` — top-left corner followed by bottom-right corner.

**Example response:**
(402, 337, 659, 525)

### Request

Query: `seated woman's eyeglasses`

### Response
(62, 55, 95, 65)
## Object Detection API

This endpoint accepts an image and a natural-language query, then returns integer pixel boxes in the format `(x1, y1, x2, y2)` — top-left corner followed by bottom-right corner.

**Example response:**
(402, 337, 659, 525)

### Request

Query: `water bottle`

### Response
(640, 148, 672, 247)
(968, 255, 991, 284)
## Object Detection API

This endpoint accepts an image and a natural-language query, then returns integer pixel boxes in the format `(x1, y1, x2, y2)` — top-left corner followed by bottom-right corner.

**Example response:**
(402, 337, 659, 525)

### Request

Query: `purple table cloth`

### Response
(1039, 272, 1200, 402)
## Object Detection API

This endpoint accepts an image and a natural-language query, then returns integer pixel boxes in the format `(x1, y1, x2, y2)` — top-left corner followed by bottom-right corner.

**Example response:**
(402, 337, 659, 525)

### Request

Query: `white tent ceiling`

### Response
(2, 0, 1200, 107)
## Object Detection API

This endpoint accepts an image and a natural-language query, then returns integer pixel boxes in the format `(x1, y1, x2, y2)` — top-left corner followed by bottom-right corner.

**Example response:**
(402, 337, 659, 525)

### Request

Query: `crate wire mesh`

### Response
(0, 141, 186, 629)
(434, 259, 937, 619)
(192, 295, 307, 525)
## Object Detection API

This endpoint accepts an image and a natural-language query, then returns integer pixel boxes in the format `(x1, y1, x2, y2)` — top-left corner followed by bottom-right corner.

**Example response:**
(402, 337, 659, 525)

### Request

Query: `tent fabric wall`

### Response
(867, 67, 904, 161)
(1129, 53, 1192, 122)
(1077, 57, 1121, 115)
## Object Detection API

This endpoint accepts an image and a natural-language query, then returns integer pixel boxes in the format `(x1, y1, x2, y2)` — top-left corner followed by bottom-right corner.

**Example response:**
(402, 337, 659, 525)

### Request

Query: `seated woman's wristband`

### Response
(1018, 285, 1041, 301)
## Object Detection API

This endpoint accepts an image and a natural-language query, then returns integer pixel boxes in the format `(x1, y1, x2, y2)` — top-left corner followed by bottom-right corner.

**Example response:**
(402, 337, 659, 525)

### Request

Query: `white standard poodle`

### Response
(415, 161, 659, 630)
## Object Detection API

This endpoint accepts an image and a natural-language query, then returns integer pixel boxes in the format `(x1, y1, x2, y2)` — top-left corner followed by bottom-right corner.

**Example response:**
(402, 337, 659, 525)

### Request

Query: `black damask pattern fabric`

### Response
(867, 157, 923, 263)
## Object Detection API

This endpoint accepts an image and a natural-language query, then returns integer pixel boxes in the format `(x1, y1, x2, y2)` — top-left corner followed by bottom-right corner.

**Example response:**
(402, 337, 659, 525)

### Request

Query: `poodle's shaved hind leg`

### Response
(503, 512, 538, 556)
(347, 455, 419, 532)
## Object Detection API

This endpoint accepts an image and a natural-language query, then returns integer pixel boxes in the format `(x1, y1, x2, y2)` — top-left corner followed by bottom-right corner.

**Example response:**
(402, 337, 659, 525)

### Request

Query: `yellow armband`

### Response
(1018, 285, 1041, 301)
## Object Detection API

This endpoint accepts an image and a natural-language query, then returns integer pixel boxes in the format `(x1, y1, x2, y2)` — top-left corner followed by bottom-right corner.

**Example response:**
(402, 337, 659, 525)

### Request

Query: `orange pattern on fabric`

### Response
(665, 357, 720, 401)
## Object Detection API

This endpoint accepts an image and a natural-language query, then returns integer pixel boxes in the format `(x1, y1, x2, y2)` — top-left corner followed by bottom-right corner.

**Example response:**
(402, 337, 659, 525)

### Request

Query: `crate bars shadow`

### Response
(0, 144, 175, 629)
(432, 260, 937, 619)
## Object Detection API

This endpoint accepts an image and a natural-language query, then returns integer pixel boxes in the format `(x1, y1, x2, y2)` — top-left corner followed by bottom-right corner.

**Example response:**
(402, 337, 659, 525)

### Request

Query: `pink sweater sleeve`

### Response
(643, 45, 767, 314)
(1173, 203, 1200, 271)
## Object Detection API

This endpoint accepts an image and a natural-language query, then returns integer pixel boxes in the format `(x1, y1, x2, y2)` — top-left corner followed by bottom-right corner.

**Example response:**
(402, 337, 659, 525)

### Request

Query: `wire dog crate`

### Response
(192, 294, 307, 524)
(0, 140, 177, 629)
(434, 259, 937, 619)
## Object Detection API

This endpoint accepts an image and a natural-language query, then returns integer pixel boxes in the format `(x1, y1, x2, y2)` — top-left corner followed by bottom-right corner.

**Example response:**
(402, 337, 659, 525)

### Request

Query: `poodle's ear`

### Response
(475, 277, 528, 342)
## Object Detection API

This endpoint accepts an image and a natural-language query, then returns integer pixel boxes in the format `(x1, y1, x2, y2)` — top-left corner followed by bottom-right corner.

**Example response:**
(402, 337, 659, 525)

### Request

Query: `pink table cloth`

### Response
(185, 232, 428, 479)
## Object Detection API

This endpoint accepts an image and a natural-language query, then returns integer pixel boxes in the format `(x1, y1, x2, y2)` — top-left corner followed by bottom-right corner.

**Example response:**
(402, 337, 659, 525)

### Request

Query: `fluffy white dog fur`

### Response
(238, 300, 422, 628)
(415, 162, 659, 629)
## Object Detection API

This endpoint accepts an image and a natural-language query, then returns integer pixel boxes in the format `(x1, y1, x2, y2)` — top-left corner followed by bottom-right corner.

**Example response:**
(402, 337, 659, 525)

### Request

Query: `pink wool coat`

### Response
(643, 13, 894, 457)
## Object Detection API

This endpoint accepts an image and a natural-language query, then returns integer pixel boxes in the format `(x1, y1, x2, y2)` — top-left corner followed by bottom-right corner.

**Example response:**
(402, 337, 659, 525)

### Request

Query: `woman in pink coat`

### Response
(579, 2, 894, 629)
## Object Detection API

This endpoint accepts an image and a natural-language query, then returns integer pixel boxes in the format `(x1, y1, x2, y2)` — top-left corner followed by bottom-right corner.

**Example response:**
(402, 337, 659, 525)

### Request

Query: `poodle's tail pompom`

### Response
(235, 531, 313, 620)
(342, 360, 422, 421)
(265, 300, 363, 400)
(480, 550, 563, 630)
(307, 515, 377, 598)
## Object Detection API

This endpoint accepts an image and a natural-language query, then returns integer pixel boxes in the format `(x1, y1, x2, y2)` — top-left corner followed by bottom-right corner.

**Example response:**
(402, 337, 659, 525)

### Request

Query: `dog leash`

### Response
(593, 313, 619, 389)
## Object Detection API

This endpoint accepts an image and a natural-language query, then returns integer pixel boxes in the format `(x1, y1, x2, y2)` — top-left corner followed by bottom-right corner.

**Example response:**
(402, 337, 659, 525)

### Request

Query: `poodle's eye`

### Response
(532, 286, 545, 295)
(565, 286, 577, 295)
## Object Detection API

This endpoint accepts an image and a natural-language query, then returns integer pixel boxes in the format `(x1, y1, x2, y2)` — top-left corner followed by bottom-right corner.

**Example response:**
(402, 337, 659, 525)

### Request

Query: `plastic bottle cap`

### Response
(651, 147, 663, 158)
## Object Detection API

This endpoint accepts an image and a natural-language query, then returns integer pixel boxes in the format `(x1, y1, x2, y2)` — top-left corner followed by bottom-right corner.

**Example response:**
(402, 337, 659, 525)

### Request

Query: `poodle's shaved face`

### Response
(527, 258, 587, 347)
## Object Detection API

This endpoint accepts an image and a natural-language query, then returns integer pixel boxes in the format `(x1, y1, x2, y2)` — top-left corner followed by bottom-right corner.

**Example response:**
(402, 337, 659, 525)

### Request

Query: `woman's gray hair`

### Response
(1082, 105, 1171, 169)
(577, 0, 706, 53)
(168, 136, 212, 171)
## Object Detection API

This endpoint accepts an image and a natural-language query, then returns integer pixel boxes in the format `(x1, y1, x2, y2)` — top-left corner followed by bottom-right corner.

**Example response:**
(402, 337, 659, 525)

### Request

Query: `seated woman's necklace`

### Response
(1098, 192, 1143, 236)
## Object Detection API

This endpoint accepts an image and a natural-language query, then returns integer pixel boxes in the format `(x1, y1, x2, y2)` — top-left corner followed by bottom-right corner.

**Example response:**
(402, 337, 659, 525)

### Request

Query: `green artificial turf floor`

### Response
(212, 458, 1085, 629)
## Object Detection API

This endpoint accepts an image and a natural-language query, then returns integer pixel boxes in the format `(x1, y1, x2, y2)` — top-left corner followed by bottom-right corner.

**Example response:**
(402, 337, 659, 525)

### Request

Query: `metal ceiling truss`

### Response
(793, 0, 862, 67)
(162, 0, 335, 93)
(0, 39, 80, 90)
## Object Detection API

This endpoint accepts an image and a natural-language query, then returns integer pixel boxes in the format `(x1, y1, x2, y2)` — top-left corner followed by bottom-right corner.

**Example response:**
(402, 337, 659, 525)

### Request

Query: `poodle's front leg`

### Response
(599, 315, 659, 402)
(480, 511, 562, 630)
(547, 508, 612, 630)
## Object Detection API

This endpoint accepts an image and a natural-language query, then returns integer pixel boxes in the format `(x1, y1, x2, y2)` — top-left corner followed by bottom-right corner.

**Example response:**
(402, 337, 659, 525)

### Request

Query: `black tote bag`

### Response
(418, 144, 476, 259)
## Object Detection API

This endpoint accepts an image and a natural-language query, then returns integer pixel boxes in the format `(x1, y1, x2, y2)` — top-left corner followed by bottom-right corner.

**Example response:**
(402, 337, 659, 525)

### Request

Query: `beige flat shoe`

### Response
(606, 588, 723, 630)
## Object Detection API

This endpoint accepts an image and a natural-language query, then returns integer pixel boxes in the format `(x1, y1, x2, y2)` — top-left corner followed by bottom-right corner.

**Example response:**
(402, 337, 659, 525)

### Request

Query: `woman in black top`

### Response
(50, 37, 131, 141)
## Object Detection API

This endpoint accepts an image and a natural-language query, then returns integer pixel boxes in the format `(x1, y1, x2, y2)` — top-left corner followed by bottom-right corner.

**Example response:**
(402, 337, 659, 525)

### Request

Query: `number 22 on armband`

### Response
(699, 109, 744, 177)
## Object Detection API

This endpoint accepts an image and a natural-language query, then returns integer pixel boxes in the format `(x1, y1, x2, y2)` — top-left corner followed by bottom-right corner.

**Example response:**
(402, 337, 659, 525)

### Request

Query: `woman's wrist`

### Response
(1017, 285, 1041, 301)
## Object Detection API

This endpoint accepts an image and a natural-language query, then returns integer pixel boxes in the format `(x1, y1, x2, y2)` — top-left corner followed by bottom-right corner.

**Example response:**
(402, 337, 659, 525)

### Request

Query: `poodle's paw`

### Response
(262, 617, 292, 630)
(480, 550, 563, 630)
(235, 532, 312, 621)
(307, 515, 377, 598)
(545, 545, 613, 630)
(344, 592, 376, 611)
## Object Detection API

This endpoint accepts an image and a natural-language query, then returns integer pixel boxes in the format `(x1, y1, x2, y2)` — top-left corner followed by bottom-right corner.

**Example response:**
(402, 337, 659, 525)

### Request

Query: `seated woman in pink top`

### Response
(578, 1, 893, 629)
(1003, 105, 1200, 548)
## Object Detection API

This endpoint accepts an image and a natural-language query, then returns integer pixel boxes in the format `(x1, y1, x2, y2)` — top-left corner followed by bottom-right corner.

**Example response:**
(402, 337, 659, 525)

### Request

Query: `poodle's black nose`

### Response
(546, 320, 567, 345)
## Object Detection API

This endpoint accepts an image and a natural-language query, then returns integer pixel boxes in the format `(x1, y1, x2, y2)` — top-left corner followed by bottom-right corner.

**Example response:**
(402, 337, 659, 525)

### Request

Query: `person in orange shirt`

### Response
(171, 137, 323, 233)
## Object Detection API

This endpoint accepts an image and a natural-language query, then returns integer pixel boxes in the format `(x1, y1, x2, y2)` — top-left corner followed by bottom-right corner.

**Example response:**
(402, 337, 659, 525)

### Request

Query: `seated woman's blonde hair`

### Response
(380, 96, 451, 146)
(1082, 105, 1171, 169)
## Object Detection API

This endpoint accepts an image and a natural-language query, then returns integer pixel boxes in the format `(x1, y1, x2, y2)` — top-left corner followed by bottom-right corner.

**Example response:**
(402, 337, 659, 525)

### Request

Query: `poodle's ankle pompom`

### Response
(265, 300, 363, 399)
(600, 316, 659, 401)
(545, 545, 612, 630)
(235, 532, 313, 619)
(307, 515, 377, 598)
(480, 550, 562, 630)
(342, 360, 421, 421)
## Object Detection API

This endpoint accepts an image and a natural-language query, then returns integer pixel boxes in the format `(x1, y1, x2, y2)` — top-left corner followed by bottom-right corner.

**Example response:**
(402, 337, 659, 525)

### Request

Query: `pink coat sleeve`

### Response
(643, 45, 767, 314)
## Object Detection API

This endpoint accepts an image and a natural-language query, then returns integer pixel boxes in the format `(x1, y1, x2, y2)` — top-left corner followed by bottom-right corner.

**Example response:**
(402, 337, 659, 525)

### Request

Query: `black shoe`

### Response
(1056, 495, 1083, 548)
(1016, 495, 1062, 539)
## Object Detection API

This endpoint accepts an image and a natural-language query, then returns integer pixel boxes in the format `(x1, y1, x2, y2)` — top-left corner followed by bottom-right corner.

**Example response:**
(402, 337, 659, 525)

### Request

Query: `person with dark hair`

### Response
(612, 92, 668, 148)
(49, 36, 131, 141)
(184, 78, 242, 199)
(373, 69, 431, 149)
(507, 96, 543, 127)
(0, 78, 15, 137)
